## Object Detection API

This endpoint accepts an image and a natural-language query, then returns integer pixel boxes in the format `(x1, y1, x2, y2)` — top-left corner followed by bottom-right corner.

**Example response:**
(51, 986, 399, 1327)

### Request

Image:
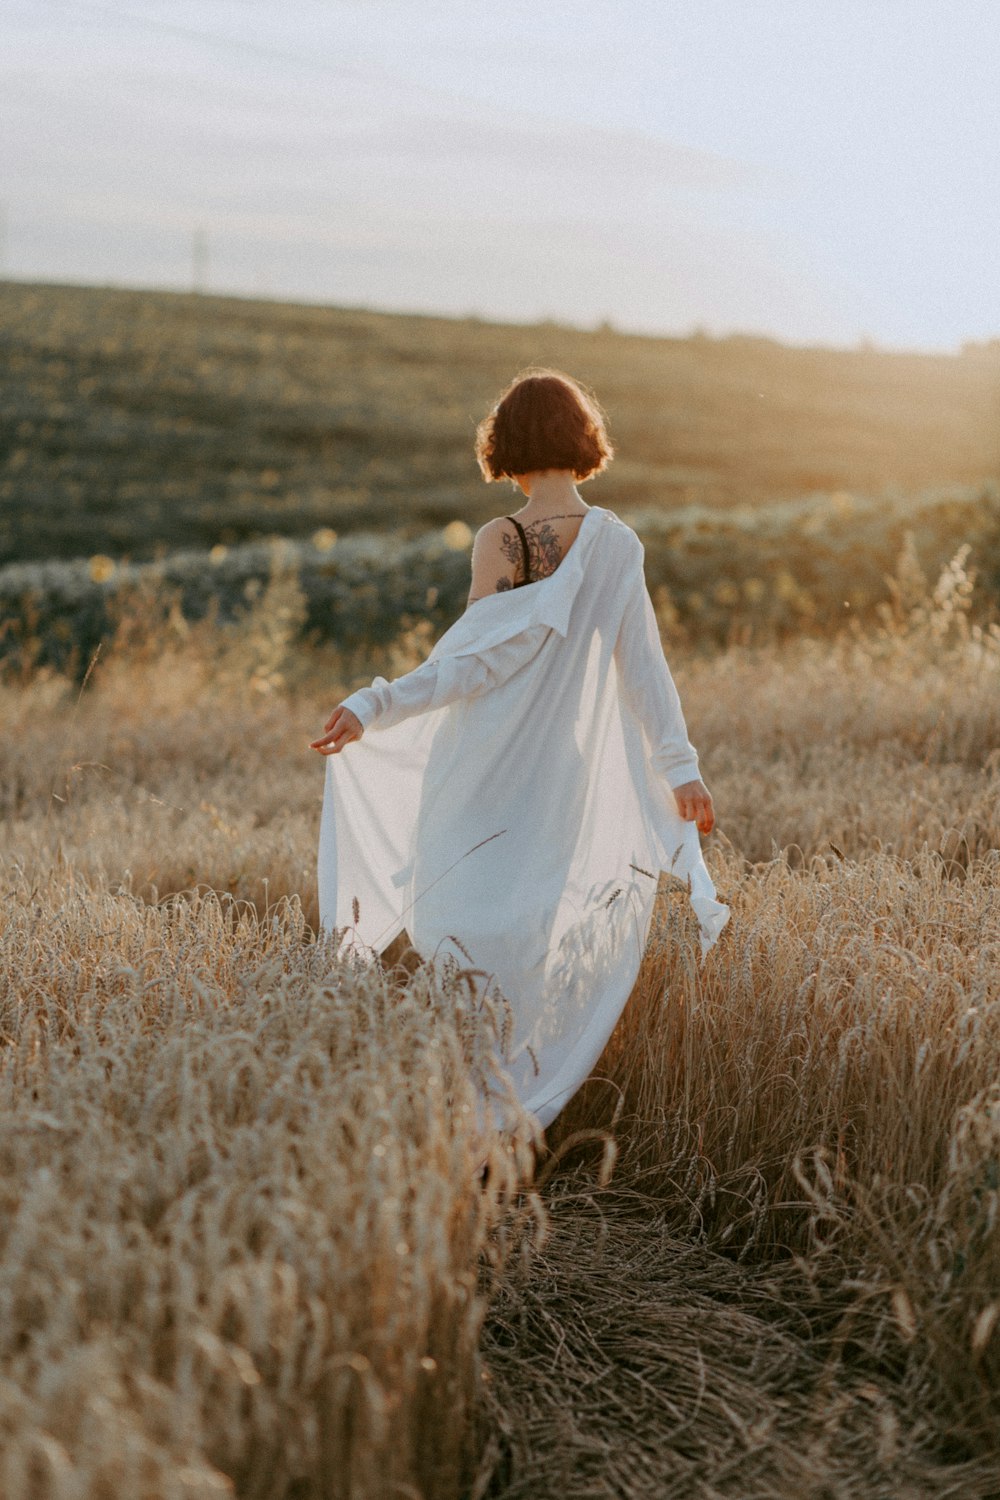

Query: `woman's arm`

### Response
(311, 654, 480, 754)
(311, 624, 551, 753)
(312, 522, 547, 755)
(314, 651, 484, 747)
(613, 544, 714, 832)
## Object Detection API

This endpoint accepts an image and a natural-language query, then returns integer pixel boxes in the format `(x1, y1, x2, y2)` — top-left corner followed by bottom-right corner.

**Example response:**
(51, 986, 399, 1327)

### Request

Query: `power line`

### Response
(36, 0, 508, 118)
(40, 1, 368, 80)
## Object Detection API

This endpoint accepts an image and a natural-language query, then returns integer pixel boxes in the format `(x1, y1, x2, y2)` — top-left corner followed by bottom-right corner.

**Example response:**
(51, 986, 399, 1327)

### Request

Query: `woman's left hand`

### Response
(672, 778, 715, 835)
(310, 706, 364, 755)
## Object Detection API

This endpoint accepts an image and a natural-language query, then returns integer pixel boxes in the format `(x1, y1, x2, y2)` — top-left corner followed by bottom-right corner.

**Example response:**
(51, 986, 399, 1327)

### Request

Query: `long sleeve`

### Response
(613, 550, 701, 790)
(339, 622, 551, 732)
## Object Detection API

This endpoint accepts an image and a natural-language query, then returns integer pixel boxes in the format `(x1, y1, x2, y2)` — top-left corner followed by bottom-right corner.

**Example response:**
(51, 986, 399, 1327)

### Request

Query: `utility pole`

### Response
(192, 226, 209, 293)
(0, 202, 8, 278)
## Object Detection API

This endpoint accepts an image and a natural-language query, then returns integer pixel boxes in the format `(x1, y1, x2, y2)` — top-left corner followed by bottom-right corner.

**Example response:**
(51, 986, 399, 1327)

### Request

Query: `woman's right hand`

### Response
(310, 706, 364, 756)
(672, 778, 715, 835)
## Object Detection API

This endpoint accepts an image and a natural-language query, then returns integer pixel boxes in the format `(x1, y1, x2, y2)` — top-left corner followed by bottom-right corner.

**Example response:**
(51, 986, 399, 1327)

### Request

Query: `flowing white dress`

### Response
(317, 506, 729, 1130)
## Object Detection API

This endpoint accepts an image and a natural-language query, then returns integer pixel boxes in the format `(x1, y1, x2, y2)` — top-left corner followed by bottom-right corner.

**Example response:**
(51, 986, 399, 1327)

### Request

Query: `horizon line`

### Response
(2, 272, 997, 362)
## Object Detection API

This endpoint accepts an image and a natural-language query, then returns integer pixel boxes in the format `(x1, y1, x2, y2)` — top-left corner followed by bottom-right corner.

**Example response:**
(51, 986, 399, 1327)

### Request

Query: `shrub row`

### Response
(1, 484, 997, 677)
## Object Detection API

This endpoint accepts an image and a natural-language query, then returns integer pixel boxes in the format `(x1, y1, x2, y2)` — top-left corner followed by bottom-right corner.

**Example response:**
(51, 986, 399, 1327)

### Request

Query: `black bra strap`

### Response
(505, 515, 531, 584)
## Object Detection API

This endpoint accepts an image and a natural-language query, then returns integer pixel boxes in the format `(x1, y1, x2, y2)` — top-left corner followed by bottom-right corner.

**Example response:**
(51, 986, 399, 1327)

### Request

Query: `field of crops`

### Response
(1, 281, 999, 1498)
(2, 553, 999, 1496)
(2, 279, 998, 566)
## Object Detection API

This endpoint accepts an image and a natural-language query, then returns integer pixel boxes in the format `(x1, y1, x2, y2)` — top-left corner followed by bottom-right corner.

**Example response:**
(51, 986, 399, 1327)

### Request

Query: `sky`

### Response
(4, 0, 999, 351)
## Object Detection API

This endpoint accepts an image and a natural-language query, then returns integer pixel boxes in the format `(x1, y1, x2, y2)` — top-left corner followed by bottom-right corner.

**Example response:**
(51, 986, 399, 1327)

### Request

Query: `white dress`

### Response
(317, 506, 729, 1131)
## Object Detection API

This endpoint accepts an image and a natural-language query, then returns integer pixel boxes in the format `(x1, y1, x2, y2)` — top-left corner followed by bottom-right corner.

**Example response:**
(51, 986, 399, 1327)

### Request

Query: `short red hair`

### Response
(475, 368, 614, 482)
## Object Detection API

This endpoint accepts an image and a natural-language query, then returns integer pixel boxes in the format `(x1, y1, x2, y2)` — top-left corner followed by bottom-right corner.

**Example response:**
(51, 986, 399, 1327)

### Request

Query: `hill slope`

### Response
(0, 279, 997, 564)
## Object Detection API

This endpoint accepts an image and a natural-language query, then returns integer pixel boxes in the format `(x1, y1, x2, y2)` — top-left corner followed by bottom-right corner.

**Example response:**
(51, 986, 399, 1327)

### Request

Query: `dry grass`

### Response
(0, 872, 544, 1498)
(475, 1187, 1000, 1499)
(1, 562, 999, 1497)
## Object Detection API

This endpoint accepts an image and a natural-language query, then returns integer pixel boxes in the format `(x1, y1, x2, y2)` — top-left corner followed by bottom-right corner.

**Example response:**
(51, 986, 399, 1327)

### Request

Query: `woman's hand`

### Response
(672, 778, 715, 835)
(310, 706, 364, 756)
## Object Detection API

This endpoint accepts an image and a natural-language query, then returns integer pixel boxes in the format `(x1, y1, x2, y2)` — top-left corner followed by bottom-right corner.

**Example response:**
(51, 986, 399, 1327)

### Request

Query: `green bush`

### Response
(1, 483, 997, 678)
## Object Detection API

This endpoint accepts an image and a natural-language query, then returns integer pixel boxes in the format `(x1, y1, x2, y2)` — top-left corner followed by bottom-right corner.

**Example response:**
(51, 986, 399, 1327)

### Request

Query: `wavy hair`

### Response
(474, 368, 614, 482)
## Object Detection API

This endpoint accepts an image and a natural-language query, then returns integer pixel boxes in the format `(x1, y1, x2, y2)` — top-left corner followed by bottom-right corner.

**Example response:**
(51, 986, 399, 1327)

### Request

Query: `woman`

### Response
(311, 369, 729, 1131)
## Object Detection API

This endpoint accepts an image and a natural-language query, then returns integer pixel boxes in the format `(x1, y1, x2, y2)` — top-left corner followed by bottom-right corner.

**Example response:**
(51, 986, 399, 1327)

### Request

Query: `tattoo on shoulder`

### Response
(498, 520, 564, 584)
(498, 527, 520, 575)
(532, 521, 563, 576)
(492, 514, 583, 591)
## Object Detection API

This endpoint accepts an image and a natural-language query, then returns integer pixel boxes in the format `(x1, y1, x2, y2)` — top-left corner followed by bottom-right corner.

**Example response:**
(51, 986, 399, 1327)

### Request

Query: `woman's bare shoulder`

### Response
(470, 515, 516, 562)
(468, 517, 519, 598)
(474, 514, 514, 542)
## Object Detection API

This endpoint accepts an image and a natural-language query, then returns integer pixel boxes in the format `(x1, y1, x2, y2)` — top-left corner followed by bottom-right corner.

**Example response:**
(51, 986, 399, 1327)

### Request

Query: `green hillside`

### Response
(1, 279, 997, 566)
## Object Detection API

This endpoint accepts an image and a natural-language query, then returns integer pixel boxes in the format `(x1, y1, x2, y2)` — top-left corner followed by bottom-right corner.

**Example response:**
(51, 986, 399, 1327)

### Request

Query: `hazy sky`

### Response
(5, 0, 999, 350)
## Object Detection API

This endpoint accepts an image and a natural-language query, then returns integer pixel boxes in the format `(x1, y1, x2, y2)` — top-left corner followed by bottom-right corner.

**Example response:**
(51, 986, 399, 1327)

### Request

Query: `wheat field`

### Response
(1, 549, 999, 1498)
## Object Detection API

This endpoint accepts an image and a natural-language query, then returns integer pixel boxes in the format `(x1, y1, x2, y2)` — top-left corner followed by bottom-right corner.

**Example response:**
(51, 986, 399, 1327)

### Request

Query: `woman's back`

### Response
(491, 510, 587, 591)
